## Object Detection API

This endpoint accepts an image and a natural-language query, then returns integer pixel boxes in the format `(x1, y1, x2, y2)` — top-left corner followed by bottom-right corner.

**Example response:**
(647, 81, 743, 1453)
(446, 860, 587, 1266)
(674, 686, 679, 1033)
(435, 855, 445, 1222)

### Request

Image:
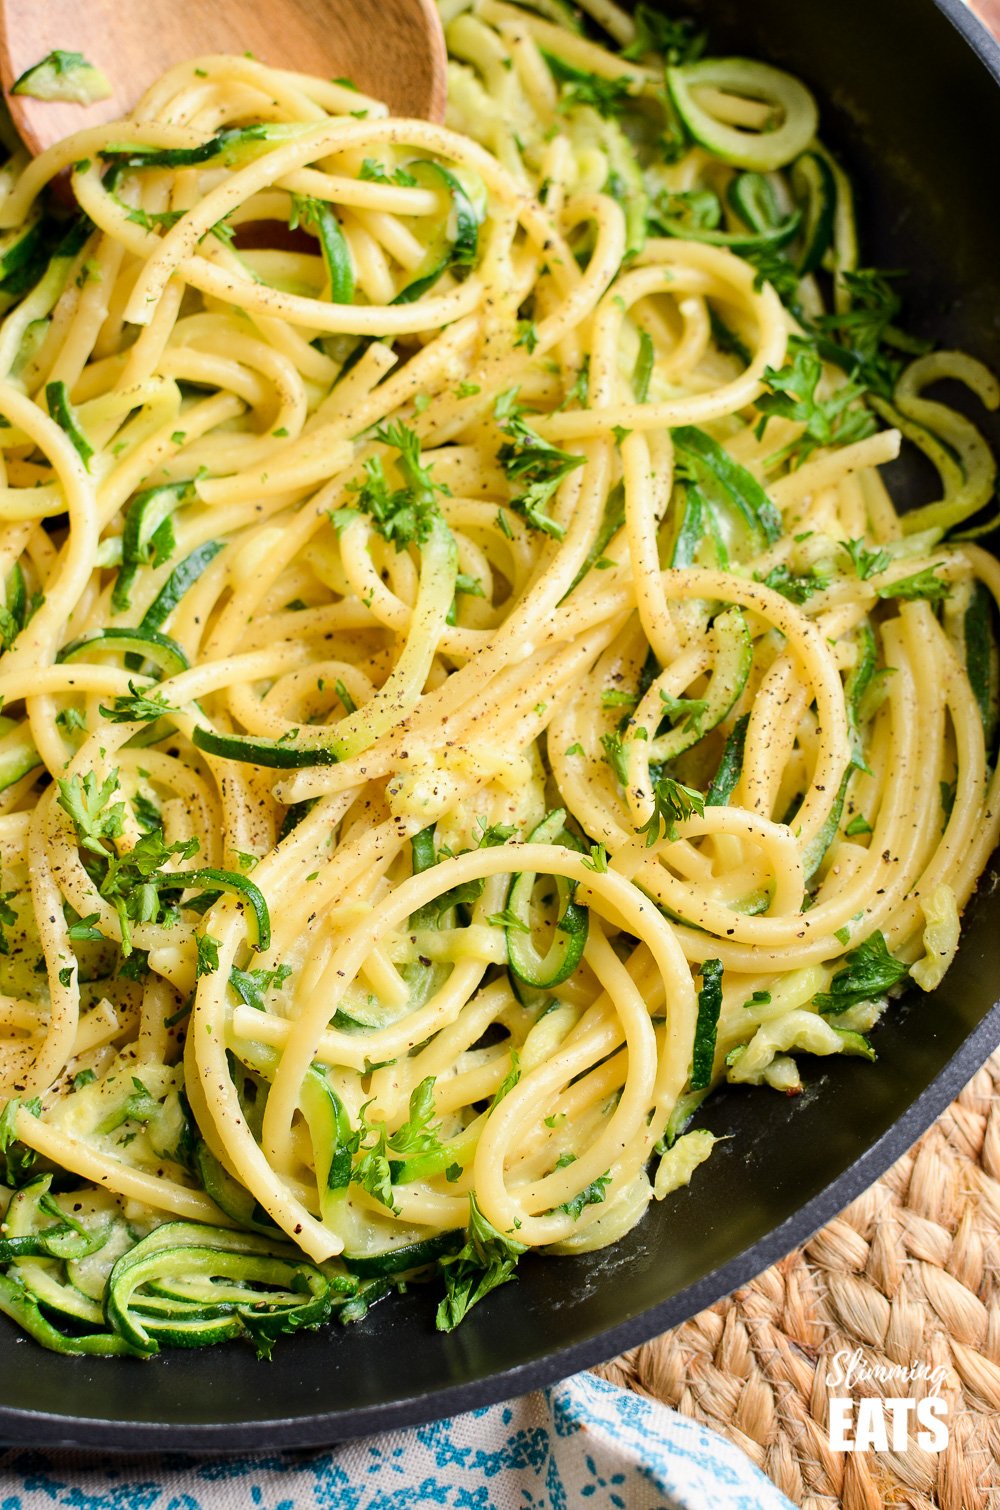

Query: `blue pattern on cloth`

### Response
(0, 1371, 794, 1509)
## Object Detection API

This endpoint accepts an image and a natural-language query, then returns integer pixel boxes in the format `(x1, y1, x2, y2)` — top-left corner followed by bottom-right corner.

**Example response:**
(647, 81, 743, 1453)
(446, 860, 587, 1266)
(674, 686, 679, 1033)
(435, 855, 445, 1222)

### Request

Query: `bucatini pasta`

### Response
(0, 0, 997, 1355)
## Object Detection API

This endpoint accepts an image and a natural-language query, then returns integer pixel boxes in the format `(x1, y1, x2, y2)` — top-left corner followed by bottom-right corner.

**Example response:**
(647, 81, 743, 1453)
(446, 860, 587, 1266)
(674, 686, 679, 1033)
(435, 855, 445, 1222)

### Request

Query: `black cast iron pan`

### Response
(1, 0, 999, 1451)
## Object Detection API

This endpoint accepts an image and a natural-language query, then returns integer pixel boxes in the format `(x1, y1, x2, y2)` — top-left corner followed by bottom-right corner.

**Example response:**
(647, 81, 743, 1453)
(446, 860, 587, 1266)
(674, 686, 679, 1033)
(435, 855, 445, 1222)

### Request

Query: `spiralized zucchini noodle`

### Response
(0, 0, 997, 1358)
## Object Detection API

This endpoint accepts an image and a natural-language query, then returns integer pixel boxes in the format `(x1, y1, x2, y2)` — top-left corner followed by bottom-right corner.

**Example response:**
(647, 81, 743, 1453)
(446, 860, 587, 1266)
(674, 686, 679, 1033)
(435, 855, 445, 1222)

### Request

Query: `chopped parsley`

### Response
(66, 912, 102, 943)
(755, 562, 829, 603)
(56, 770, 268, 957)
(489, 1050, 521, 1109)
(435, 1195, 525, 1332)
(600, 730, 629, 785)
(813, 930, 909, 1014)
(755, 337, 877, 468)
(637, 776, 705, 845)
(229, 964, 292, 1012)
(544, 52, 633, 118)
(384, 1077, 443, 1157)
(99, 681, 179, 723)
(494, 388, 585, 539)
(876, 565, 949, 602)
(359, 158, 417, 186)
(195, 934, 220, 977)
(622, 7, 705, 63)
(515, 319, 539, 353)
(345, 421, 447, 549)
(659, 690, 709, 734)
(840, 538, 891, 581)
(582, 842, 610, 873)
(486, 907, 530, 932)
(559, 1172, 612, 1218)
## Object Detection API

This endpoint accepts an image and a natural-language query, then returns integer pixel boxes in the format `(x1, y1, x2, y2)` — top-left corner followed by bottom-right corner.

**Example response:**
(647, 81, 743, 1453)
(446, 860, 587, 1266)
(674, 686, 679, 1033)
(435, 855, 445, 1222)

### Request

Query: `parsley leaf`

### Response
(195, 934, 220, 977)
(347, 421, 447, 550)
(544, 52, 632, 118)
(756, 337, 877, 468)
(99, 680, 179, 723)
(96, 1075, 160, 1134)
(67, 911, 102, 942)
(755, 563, 829, 603)
(56, 771, 125, 855)
(637, 776, 705, 846)
(814, 267, 911, 398)
(582, 842, 609, 873)
(124, 206, 184, 234)
(559, 1171, 612, 1219)
(351, 1124, 398, 1212)
(840, 538, 891, 580)
(487, 907, 530, 932)
(56, 706, 87, 735)
(132, 793, 161, 834)
(489, 1050, 521, 1110)
(386, 1077, 443, 1156)
(876, 565, 949, 602)
(659, 690, 709, 734)
(622, 6, 706, 63)
(346, 455, 433, 549)
(745, 243, 801, 303)
(100, 830, 199, 954)
(229, 964, 292, 1012)
(57, 770, 206, 955)
(494, 388, 585, 540)
(0, 607, 20, 653)
(435, 1194, 526, 1332)
(515, 319, 539, 353)
(813, 930, 909, 1015)
(600, 730, 629, 786)
(358, 158, 417, 186)
(564, 74, 631, 116)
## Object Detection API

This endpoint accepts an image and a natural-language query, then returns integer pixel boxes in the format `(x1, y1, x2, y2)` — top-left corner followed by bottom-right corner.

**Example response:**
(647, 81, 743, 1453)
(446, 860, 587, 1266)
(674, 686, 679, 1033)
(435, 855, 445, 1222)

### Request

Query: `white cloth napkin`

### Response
(0, 1370, 794, 1509)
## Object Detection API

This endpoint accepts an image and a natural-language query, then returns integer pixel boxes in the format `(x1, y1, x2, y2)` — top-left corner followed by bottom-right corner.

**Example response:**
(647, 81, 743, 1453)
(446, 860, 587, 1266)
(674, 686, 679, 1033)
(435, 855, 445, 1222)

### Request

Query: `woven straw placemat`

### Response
(598, 1048, 1000, 1509)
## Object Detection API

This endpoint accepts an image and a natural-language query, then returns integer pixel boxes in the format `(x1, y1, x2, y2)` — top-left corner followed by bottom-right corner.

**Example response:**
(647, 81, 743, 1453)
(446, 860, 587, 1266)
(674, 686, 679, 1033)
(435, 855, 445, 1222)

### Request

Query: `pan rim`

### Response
(1, 0, 999, 1456)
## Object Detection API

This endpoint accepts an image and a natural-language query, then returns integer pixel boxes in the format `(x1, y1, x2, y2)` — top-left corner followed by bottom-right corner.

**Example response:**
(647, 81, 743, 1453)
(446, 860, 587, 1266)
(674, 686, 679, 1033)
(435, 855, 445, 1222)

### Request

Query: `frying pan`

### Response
(1, 0, 999, 1451)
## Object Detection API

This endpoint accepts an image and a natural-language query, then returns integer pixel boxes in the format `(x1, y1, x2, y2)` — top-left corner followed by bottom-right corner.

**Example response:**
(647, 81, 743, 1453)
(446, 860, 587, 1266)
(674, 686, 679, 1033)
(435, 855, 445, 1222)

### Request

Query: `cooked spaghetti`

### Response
(0, 0, 997, 1355)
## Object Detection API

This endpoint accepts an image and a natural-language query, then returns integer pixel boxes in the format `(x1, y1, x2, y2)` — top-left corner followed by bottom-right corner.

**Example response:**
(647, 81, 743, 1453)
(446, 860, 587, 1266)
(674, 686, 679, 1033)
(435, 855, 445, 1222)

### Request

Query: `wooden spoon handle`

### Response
(0, 0, 447, 156)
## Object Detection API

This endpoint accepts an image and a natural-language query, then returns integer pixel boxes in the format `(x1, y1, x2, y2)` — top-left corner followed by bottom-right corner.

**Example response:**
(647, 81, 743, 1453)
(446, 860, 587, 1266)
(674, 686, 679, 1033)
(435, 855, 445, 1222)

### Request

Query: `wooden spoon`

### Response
(0, 0, 448, 156)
